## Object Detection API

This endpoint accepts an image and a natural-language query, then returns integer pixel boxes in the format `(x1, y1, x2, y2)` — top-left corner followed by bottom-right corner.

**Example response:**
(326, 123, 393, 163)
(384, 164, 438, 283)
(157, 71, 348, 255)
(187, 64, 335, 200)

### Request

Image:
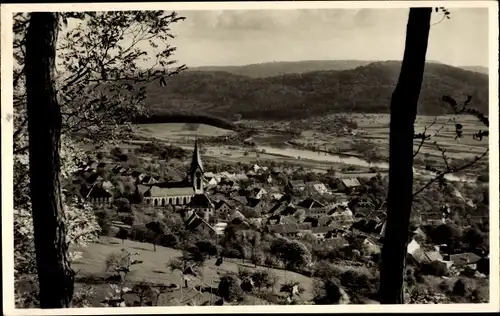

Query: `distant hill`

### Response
(189, 60, 376, 78)
(140, 61, 488, 121)
(459, 66, 489, 75)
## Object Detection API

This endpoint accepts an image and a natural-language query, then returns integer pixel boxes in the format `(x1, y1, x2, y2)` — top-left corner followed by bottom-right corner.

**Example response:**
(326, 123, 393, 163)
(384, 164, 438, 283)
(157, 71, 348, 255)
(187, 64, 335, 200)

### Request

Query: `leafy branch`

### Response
(431, 7, 451, 26)
(412, 95, 489, 198)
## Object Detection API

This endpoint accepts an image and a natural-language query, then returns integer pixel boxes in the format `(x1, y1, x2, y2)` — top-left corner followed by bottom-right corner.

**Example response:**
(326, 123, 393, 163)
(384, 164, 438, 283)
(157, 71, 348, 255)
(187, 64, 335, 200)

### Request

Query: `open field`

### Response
(134, 123, 236, 141)
(130, 113, 488, 181)
(71, 236, 317, 306)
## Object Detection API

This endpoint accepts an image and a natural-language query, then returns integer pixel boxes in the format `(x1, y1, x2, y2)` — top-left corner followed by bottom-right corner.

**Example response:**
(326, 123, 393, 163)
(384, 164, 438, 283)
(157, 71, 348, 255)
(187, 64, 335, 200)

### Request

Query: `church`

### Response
(143, 140, 206, 207)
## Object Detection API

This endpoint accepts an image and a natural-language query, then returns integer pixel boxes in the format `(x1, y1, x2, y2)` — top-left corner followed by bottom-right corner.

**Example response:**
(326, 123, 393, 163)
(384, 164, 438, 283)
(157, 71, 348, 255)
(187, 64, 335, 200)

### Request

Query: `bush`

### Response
(116, 228, 129, 242)
(452, 278, 474, 297)
(340, 269, 372, 290)
(218, 273, 243, 302)
(313, 277, 344, 305)
(114, 198, 131, 213)
(119, 214, 134, 226)
(420, 261, 449, 277)
(130, 225, 148, 242)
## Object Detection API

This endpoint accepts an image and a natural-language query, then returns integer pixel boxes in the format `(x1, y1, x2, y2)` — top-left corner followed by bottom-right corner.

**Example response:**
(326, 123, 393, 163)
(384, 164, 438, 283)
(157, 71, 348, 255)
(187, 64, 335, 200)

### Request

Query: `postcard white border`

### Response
(1, 1, 499, 315)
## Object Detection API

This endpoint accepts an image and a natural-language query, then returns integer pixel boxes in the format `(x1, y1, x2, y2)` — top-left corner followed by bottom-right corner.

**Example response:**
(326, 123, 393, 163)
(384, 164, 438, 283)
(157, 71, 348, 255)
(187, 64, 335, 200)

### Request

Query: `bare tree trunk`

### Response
(379, 8, 432, 304)
(26, 12, 75, 308)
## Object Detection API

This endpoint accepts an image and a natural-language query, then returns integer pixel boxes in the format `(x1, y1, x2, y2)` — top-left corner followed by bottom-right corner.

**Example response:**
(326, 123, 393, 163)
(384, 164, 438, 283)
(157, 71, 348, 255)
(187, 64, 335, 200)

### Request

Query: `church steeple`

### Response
(190, 138, 204, 194)
(190, 138, 204, 174)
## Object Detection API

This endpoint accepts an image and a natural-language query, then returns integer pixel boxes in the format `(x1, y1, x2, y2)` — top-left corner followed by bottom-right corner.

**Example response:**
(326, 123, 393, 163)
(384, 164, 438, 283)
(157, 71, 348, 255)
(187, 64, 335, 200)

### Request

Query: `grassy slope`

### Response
(71, 236, 316, 306)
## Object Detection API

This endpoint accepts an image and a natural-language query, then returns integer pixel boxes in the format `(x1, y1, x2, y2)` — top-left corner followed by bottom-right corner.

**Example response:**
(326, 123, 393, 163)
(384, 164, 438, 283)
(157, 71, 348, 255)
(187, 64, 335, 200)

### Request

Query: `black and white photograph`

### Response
(1, 1, 499, 313)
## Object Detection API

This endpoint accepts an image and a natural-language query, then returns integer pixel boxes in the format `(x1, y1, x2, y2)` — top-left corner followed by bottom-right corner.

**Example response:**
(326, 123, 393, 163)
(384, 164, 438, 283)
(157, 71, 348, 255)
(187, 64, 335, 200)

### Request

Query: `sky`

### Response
(163, 8, 489, 68)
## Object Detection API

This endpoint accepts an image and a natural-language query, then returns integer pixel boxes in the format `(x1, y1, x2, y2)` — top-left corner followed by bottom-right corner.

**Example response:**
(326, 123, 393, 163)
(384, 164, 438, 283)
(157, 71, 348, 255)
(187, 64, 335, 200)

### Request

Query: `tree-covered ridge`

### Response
(140, 61, 488, 121)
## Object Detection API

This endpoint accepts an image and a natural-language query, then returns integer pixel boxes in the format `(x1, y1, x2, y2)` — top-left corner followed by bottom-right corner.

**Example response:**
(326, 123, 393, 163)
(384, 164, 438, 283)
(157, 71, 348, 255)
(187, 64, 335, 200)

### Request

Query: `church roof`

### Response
(148, 186, 194, 197)
(190, 139, 204, 174)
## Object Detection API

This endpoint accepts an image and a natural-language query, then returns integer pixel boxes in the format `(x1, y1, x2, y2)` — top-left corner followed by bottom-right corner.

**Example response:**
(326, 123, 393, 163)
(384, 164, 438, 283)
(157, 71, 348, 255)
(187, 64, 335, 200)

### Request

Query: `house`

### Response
(231, 195, 248, 207)
(305, 181, 331, 195)
(270, 192, 284, 201)
(229, 210, 246, 223)
(188, 194, 215, 222)
(247, 198, 267, 213)
(185, 213, 217, 237)
(287, 180, 306, 192)
(85, 182, 114, 208)
(269, 202, 296, 216)
(279, 215, 299, 225)
(306, 208, 330, 219)
(215, 200, 233, 217)
(318, 216, 334, 227)
(234, 173, 249, 182)
(330, 208, 355, 227)
(334, 178, 362, 193)
(266, 222, 312, 237)
(421, 213, 445, 226)
(213, 222, 228, 236)
(204, 177, 218, 187)
(246, 170, 258, 177)
(311, 226, 337, 240)
(204, 172, 216, 180)
(298, 198, 325, 210)
(252, 164, 262, 173)
(449, 252, 482, 269)
(268, 202, 289, 216)
(270, 167, 282, 175)
(249, 187, 267, 199)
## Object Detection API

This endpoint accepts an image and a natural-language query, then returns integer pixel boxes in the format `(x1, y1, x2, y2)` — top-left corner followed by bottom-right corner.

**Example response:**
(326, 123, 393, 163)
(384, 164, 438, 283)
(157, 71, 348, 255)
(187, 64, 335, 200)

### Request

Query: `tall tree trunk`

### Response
(379, 8, 432, 304)
(26, 13, 75, 308)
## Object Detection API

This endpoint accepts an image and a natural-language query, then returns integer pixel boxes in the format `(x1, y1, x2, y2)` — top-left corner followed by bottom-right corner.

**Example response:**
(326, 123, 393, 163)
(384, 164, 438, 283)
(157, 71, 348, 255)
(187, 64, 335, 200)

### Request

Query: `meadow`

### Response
(71, 236, 319, 306)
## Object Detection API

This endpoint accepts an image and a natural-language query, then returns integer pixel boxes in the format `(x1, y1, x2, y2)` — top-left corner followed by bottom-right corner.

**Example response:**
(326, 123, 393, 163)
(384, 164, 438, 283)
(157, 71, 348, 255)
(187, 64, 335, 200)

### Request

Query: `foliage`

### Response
(135, 62, 488, 120)
(114, 198, 132, 213)
(270, 237, 312, 271)
(217, 273, 244, 302)
(101, 284, 132, 307)
(104, 249, 142, 282)
(14, 200, 101, 277)
(313, 277, 344, 305)
(71, 285, 96, 308)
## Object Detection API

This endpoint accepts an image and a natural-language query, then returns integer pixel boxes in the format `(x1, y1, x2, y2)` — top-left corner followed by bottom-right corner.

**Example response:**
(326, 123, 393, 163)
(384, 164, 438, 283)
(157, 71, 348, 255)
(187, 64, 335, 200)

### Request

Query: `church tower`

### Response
(189, 139, 204, 194)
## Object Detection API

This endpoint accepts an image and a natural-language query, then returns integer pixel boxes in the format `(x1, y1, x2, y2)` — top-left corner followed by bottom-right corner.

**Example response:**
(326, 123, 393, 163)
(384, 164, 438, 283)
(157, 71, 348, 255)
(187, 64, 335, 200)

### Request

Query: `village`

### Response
(71, 139, 490, 304)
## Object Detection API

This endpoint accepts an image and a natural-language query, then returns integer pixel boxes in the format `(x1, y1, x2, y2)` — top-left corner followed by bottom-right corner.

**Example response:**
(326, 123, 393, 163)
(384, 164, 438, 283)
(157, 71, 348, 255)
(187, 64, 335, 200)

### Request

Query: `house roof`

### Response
(311, 226, 336, 234)
(248, 198, 264, 208)
(204, 172, 215, 178)
(189, 194, 214, 209)
(341, 178, 361, 187)
(269, 202, 288, 215)
(289, 180, 306, 188)
(449, 252, 482, 266)
(298, 198, 325, 209)
(424, 251, 444, 262)
(215, 200, 232, 210)
(87, 184, 113, 199)
(232, 195, 248, 206)
(318, 216, 334, 227)
(280, 215, 298, 225)
(186, 213, 215, 232)
(267, 224, 298, 234)
(137, 184, 151, 195)
(148, 186, 194, 197)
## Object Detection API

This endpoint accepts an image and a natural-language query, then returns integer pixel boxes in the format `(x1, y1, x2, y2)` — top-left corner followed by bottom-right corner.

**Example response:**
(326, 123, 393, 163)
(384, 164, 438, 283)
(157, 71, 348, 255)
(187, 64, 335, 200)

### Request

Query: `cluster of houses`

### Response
(406, 236, 488, 277)
(75, 140, 488, 278)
